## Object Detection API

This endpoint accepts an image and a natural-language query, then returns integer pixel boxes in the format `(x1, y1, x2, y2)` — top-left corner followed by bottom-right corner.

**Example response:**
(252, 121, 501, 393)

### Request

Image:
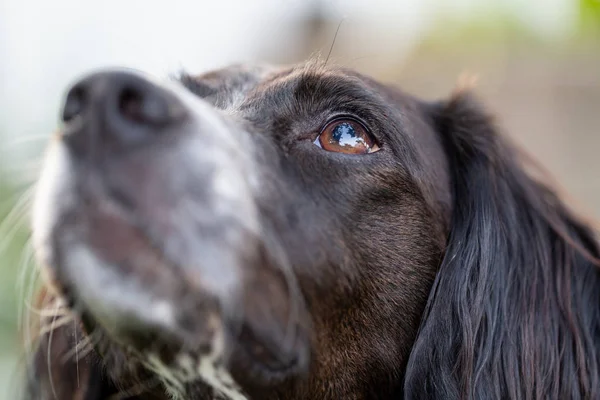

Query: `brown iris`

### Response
(314, 119, 380, 154)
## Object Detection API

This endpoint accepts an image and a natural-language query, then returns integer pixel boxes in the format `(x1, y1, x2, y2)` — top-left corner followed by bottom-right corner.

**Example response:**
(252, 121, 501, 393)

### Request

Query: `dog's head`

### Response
(27, 62, 600, 400)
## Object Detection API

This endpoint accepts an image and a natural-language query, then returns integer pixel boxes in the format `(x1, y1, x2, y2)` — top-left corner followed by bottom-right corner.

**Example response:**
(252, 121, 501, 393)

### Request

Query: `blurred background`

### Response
(0, 0, 598, 396)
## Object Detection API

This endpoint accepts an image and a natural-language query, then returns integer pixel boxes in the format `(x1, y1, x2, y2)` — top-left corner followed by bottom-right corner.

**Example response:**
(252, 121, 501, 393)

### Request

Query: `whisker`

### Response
(60, 334, 90, 363)
(5, 171, 40, 187)
(0, 186, 35, 255)
(145, 353, 186, 395)
(0, 186, 33, 211)
(107, 377, 161, 400)
(324, 17, 346, 67)
(71, 330, 102, 363)
(74, 339, 97, 362)
(23, 265, 45, 358)
(1, 158, 43, 176)
(1, 133, 51, 150)
(46, 302, 61, 400)
(16, 238, 35, 330)
(74, 319, 80, 388)
(0, 184, 35, 225)
(25, 300, 69, 317)
(38, 314, 74, 337)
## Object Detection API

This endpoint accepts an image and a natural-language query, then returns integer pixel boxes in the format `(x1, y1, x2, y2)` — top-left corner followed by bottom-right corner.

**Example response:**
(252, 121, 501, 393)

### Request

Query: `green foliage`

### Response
(415, 1, 600, 55)
(579, 0, 600, 34)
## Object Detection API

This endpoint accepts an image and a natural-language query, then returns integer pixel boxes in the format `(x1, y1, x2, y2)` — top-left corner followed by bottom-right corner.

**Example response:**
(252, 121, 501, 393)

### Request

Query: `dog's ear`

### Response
(22, 290, 115, 400)
(404, 91, 600, 399)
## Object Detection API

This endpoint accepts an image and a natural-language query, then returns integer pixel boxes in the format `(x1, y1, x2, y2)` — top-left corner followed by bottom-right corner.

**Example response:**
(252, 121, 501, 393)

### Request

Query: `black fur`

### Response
(405, 93, 600, 399)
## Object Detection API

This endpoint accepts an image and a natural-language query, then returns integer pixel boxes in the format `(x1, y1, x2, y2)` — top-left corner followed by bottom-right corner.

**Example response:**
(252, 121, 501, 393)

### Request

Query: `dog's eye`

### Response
(314, 119, 380, 154)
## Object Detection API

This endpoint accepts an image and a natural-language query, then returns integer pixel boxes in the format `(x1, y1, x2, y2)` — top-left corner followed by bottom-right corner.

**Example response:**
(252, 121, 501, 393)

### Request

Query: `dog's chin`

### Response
(77, 297, 308, 396)
(74, 293, 307, 388)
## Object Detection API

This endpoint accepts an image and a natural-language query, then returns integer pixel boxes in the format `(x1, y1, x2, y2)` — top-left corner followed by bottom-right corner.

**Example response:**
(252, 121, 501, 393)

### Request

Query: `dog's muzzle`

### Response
(32, 70, 306, 387)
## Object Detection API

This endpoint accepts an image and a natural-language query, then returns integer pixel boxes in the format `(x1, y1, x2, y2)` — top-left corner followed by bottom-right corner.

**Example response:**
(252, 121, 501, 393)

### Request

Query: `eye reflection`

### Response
(315, 119, 379, 154)
(330, 122, 366, 149)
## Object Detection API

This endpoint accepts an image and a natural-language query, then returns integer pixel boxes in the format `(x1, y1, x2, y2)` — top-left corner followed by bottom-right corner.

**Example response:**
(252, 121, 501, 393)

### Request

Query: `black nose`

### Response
(61, 70, 186, 155)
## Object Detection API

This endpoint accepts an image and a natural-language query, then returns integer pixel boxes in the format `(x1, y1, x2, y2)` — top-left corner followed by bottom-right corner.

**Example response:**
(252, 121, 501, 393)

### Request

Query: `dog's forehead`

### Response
(181, 63, 384, 112)
(199, 64, 276, 89)
(181, 64, 284, 110)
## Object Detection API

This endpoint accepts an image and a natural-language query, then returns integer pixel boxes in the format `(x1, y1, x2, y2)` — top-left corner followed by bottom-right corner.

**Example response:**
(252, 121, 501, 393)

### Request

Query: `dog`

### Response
(23, 62, 600, 399)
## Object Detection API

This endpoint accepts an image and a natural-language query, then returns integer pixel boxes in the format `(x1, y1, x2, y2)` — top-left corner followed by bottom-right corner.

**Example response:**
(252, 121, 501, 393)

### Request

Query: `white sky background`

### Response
(0, 0, 577, 175)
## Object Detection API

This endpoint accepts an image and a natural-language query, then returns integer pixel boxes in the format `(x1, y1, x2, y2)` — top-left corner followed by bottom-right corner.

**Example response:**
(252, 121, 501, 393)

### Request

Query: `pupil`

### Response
(332, 122, 365, 147)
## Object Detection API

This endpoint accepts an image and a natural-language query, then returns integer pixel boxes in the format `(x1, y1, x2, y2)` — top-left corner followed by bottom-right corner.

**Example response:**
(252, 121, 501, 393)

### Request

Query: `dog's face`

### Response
(32, 63, 452, 398)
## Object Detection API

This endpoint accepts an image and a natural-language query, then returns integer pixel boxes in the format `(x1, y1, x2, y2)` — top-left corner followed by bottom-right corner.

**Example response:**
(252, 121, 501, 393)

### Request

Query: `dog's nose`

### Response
(61, 70, 186, 155)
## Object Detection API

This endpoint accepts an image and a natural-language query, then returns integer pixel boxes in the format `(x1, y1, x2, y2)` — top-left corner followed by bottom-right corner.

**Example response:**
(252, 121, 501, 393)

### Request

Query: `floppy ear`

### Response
(22, 290, 116, 400)
(404, 92, 600, 399)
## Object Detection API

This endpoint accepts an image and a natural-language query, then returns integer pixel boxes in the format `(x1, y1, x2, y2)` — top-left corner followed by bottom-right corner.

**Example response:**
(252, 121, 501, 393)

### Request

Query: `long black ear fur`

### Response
(404, 92, 600, 399)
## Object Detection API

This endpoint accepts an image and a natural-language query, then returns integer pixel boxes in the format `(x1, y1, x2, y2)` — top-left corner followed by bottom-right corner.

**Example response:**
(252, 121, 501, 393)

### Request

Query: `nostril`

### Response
(118, 85, 170, 126)
(60, 71, 189, 156)
(62, 85, 86, 123)
(118, 87, 145, 123)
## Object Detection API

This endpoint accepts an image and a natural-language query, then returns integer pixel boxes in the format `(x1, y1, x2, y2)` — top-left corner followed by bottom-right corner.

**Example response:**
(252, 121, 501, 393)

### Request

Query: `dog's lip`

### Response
(236, 322, 301, 372)
(228, 323, 307, 389)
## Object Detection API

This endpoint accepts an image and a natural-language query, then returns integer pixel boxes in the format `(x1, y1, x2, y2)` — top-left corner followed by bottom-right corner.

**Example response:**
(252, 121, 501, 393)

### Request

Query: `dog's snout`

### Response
(61, 70, 186, 154)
